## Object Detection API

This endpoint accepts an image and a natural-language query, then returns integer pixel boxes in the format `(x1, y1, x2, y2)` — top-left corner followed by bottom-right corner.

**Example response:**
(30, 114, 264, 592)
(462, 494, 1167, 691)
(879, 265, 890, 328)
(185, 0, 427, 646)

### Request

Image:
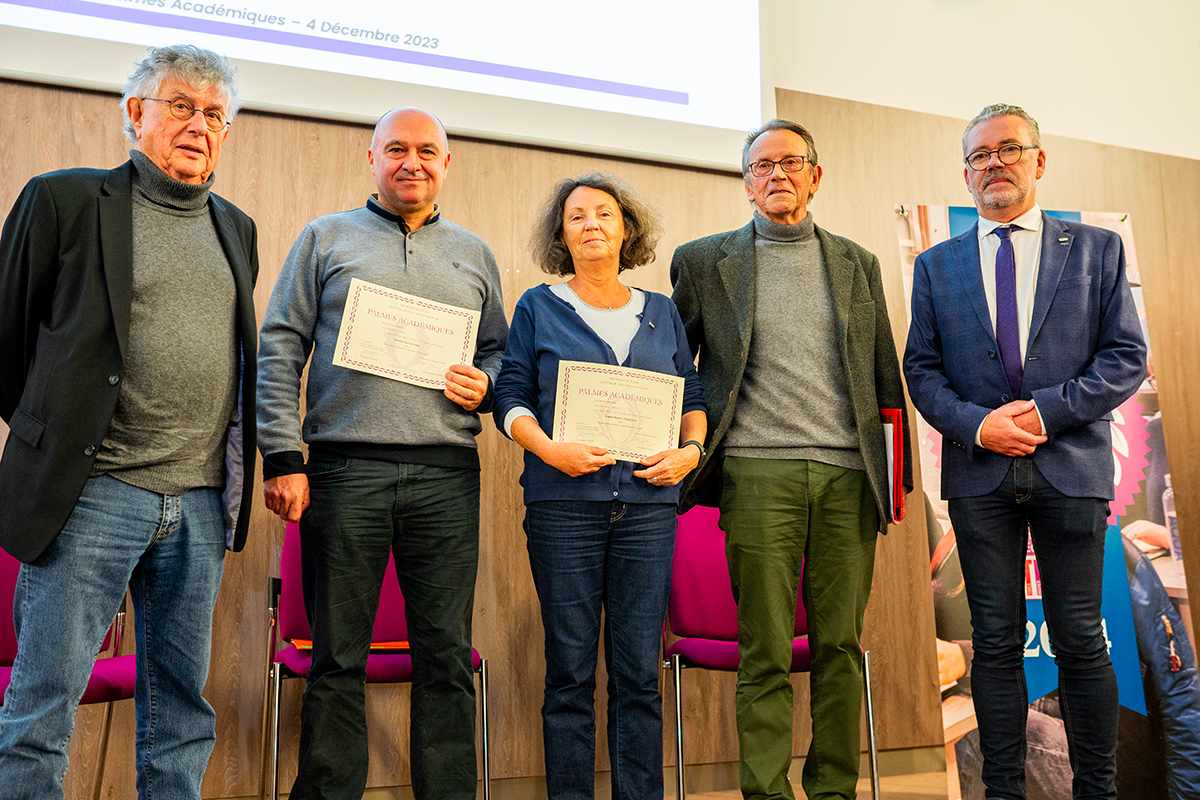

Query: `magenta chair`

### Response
(260, 522, 490, 800)
(0, 548, 136, 800)
(663, 505, 879, 798)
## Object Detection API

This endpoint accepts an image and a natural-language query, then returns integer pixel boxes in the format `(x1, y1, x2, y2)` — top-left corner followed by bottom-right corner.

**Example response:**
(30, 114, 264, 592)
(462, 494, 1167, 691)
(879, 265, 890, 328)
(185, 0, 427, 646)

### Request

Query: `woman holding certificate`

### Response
(494, 173, 706, 800)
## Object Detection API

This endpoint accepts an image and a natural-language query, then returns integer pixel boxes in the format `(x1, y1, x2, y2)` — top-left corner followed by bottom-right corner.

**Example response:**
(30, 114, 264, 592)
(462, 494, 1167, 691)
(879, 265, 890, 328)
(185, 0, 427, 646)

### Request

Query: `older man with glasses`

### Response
(671, 119, 912, 800)
(0, 44, 258, 799)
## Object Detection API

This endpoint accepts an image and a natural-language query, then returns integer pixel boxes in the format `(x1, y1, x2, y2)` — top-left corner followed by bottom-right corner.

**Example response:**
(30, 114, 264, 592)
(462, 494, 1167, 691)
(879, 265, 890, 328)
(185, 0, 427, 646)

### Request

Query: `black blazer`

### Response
(0, 161, 259, 562)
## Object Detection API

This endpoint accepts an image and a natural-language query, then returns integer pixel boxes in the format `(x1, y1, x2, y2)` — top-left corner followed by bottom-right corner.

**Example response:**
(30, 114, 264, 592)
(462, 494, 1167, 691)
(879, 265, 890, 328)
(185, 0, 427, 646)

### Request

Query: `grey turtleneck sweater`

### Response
(723, 212, 862, 471)
(90, 150, 238, 494)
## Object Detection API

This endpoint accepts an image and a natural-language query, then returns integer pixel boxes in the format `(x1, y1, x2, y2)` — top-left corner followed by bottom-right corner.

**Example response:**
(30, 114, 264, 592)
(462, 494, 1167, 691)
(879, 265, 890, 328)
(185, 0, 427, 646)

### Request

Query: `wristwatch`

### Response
(681, 439, 707, 459)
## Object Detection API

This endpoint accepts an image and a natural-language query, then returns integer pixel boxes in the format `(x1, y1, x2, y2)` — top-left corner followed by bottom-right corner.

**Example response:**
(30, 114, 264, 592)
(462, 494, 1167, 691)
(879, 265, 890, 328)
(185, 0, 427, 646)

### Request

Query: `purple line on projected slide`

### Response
(6, 0, 690, 104)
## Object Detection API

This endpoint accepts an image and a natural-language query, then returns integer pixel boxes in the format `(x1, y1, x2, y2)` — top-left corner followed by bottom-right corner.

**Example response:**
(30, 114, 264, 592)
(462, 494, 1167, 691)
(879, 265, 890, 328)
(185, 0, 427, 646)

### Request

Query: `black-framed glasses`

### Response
(965, 144, 1037, 170)
(142, 97, 229, 132)
(747, 155, 810, 178)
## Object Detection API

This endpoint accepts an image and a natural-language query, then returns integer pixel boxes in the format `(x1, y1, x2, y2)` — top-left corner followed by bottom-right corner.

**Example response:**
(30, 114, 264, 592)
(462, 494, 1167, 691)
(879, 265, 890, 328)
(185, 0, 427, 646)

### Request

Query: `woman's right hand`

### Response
(543, 441, 617, 477)
(510, 415, 615, 476)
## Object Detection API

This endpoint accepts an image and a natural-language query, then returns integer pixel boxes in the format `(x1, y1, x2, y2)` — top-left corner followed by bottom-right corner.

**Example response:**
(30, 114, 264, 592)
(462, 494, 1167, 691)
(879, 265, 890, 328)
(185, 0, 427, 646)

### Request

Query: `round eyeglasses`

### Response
(142, 97, 229, 132)
(746, 155, 810, 178)
(965, 144, 1038, 171)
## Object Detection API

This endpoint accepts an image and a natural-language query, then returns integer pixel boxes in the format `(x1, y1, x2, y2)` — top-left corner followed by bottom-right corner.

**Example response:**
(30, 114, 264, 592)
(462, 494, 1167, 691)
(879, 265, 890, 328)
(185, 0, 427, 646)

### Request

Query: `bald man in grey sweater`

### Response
(256, 108, 507, 800)
(671, 119, 912, 800)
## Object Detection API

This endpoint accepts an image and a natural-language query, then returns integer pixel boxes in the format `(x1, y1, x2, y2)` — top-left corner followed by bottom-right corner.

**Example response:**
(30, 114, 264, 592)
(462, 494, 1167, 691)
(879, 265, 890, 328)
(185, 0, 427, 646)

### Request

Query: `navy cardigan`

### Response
(493, 283, 705, 505)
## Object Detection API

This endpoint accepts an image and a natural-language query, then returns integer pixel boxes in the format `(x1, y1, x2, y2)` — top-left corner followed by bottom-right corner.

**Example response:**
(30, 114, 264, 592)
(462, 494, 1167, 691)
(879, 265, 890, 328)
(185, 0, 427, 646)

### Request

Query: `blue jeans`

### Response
(0, 474, 226, 800)
(949, 458, 1117, 800)
(292, 457, 480, 800)
(524, 500, 675, 800)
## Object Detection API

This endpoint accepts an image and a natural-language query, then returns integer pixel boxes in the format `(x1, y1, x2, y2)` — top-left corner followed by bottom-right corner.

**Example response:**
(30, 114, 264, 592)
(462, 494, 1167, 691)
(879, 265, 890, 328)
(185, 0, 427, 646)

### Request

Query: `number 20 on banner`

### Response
(1024, 619, 1112, 658)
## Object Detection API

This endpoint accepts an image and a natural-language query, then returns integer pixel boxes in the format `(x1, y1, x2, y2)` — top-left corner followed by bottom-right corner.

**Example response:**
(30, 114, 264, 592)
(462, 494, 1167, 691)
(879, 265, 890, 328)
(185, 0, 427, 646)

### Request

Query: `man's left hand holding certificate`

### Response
(333, 278, 481, 390)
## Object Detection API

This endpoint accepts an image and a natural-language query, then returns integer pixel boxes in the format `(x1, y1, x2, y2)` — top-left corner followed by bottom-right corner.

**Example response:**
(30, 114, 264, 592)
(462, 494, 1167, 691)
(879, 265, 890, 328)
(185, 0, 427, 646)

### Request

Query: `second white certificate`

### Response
(552, 361, 684, 463)
(332, 278, 480, 389)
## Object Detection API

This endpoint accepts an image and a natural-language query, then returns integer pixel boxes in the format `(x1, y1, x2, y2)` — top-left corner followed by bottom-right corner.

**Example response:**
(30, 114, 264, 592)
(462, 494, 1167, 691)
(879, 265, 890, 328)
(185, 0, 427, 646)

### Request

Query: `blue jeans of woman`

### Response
(524, 500, 676, 800)
(0, 474, 225, 800)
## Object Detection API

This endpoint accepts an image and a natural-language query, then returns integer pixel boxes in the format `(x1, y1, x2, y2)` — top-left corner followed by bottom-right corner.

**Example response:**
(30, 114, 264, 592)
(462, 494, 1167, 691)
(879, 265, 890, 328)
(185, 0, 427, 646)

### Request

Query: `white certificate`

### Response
(552, 361, 685, 463)
(332, 278, 480, 389)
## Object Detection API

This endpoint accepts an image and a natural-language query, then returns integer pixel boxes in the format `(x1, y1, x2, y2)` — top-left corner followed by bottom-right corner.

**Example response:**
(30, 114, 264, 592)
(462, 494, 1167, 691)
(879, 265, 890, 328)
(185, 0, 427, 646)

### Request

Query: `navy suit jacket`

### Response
(903, 212, 1145, 500)
(0, 162, 259, 562)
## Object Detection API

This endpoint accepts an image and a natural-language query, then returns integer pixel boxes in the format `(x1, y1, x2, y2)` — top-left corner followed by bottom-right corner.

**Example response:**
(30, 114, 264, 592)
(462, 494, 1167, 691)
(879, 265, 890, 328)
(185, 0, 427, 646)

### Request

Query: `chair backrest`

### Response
(0, 548, 122, 672)
(278, 522, 408, 644)
(1, 548, 20, 667)
(667, 505, 806, 641)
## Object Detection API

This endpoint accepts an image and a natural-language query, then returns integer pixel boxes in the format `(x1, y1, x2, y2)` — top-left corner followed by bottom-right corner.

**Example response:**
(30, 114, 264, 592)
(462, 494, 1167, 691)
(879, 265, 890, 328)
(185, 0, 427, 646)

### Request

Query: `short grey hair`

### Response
(120, 44, 241, 143)
(530, 172, 663, 276)
(962, 103, 1041, 158)
(742, 119, 819, 175)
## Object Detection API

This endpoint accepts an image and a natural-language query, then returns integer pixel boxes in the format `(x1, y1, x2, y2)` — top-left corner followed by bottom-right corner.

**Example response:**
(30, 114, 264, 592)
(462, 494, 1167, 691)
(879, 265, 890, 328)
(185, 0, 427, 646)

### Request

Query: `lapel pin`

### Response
(1058, 237, 1068, 244)
(648, 322, 655, 329)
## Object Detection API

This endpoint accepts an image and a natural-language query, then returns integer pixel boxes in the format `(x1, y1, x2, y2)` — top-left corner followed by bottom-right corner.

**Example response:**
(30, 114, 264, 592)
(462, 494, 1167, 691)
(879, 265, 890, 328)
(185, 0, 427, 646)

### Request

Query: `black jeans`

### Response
(291, 456, 480, 800)
(950, 458, 1117, 800)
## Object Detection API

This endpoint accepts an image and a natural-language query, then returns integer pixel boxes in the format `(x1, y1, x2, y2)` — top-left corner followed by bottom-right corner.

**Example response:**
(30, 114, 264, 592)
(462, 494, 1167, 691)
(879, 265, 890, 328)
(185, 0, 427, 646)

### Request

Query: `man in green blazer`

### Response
(671, 119, 912, 800)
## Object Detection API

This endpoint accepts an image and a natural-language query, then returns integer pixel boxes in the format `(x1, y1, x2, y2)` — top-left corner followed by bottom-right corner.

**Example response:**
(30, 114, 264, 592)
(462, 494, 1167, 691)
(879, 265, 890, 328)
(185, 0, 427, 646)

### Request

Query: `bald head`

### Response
(368, 106, 451, 229)
(372, 107, 448, 153)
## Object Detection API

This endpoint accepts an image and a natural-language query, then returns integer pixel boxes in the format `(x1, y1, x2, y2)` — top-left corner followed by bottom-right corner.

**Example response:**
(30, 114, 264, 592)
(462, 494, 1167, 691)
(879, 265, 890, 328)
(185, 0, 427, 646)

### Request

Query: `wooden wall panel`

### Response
(1155, 155, 1200, 644)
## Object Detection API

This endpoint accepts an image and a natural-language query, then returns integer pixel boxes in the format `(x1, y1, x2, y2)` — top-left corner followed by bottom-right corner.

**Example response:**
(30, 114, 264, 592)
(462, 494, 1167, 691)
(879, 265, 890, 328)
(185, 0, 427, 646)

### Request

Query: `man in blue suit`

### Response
(904, 104, 1145, 800)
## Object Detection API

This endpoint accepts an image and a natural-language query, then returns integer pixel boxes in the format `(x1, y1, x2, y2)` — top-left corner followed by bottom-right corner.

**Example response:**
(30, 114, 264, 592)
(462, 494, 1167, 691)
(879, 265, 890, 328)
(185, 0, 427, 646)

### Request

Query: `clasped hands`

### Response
(980, 399, 1046, 456)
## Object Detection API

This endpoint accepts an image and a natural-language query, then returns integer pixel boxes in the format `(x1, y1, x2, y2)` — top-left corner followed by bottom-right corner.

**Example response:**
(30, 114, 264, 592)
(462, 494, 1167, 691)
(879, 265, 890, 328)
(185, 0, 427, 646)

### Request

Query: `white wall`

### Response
(764, 0, 1200, 161)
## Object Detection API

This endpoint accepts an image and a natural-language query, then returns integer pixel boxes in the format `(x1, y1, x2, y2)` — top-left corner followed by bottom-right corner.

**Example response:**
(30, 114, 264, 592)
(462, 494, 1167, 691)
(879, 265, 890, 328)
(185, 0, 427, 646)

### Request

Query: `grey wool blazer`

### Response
(669, 219, 912, 531)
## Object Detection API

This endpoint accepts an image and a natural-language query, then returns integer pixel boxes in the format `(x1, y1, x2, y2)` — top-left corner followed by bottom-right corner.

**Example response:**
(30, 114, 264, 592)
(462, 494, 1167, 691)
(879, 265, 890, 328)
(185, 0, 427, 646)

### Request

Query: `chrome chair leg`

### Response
(268, 663, 283, 800)
(479, 657, 490, 800)
(672, 653, 686, 799)
(91, 700, 116, 800)
(864, 649, 880, 799)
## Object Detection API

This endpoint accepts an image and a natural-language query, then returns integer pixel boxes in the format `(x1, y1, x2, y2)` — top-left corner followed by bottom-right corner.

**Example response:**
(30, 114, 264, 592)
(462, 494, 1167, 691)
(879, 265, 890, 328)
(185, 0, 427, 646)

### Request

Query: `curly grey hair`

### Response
(530, 172, 663, 276)
(120, 44, 241, 144)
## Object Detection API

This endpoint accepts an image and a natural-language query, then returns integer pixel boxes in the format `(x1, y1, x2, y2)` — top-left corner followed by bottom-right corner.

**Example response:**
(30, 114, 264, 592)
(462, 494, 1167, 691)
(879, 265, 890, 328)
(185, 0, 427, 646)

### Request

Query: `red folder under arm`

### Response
(880, 408, 905, 522)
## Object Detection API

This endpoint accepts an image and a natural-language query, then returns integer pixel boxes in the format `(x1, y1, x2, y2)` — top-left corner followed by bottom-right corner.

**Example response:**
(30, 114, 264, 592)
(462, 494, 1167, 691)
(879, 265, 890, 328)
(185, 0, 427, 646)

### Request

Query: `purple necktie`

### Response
(994, 225, 1022, 398)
